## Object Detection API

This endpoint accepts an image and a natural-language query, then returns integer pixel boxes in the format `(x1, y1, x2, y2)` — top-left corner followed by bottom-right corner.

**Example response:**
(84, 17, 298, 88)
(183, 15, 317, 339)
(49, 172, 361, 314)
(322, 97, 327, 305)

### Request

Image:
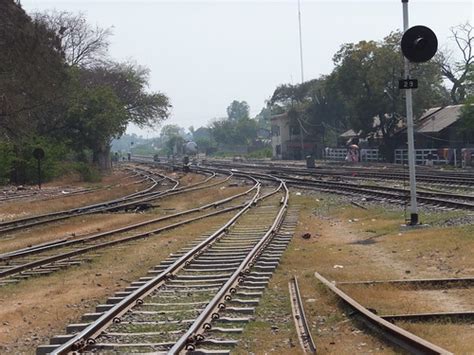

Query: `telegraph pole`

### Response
(401, 0, 418, 225)
(297, 0, 304, 83)
(297, 0, 305, 159)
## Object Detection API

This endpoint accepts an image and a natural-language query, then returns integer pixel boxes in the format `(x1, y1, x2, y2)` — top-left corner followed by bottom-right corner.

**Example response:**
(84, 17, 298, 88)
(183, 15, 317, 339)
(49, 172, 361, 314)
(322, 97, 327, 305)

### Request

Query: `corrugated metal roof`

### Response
(416, 105, 462, 133)
(340, 129, 358, 137)
(416, 107, 443, 122)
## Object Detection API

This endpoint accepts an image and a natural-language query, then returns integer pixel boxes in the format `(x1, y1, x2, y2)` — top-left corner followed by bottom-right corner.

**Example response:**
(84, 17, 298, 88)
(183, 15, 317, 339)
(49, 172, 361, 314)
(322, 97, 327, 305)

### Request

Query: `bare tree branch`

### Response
(435, 22, 474, 104)
(33, 10, 112, 67)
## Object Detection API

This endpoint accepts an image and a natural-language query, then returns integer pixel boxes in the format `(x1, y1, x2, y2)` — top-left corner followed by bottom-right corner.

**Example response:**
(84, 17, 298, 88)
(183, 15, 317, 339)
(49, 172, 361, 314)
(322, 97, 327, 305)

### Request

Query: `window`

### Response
(276, 145, 281, 155)
(290, 124, 300, 135)
(271, 125, 280, 137)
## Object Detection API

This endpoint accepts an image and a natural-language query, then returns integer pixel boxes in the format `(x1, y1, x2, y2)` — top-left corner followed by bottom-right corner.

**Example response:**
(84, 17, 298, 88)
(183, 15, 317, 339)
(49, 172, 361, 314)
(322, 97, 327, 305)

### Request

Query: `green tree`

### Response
(160, 124, 185, 156)
(0, 0, 67, 141)
(458, 96, 474, 142)
(226, 100, 250, 121)
(64, 85, 129, 170)
(210, 117, 257, 146)
(269, 76, 349, 152)
(331, 32, 448, 160)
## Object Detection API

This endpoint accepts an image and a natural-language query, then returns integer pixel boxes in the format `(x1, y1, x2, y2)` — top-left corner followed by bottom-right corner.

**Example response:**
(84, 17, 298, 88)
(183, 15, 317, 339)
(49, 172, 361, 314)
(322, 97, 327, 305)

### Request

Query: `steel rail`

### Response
(288, 275, 317, 354)
(337, 276, 474, 288)
(279, 176, 474, 210)
(48, 174, 261, 354)
(0, 168, 139, 203)
(0, 173, 255, 279)
(314, 272, 453, 355)
(0, 170, 170, 233)
(0, 171, 235, 260)
(0, 204, 247, 281)
(0, 173, 239, 261)
(216, 168, 474, 210)
(381, 311, 474, 323)
(0, 168, 222, 234)
(169, 174, 289, 353)
(276, 173, 474, 204)
(203, 159, 474, 186)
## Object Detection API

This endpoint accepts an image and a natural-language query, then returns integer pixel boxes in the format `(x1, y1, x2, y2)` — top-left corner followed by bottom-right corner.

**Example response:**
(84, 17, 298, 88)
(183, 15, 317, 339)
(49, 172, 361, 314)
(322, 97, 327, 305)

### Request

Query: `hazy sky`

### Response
(22, 0, 473, 137)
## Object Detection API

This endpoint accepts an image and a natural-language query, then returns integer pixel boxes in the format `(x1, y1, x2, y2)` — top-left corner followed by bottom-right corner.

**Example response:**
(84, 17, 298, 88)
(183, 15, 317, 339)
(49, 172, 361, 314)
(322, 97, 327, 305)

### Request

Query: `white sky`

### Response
(22, 0, 474, 137)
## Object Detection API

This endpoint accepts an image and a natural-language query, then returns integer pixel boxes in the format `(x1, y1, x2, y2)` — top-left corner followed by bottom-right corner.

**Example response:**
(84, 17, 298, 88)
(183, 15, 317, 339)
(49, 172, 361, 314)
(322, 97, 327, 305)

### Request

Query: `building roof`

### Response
(340, 129, 358, 138)
(416, 105, 463, 133)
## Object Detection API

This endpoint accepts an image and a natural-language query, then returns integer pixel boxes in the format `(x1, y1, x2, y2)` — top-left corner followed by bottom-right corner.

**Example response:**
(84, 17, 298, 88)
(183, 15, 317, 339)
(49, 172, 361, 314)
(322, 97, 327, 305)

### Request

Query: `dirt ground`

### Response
(0, 169, 147, 221)
(234, 191, 473, 354)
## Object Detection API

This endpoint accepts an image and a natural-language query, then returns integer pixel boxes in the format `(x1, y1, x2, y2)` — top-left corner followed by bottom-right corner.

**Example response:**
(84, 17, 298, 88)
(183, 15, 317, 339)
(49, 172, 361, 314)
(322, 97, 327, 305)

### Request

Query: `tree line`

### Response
(267, 26, 473, 161)
(0, 1, 170, 183)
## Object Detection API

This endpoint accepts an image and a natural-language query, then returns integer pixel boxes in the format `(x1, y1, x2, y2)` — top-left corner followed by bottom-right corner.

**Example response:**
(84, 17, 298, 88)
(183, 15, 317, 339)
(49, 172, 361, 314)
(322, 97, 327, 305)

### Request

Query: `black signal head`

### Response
(401, 25, 438, 63)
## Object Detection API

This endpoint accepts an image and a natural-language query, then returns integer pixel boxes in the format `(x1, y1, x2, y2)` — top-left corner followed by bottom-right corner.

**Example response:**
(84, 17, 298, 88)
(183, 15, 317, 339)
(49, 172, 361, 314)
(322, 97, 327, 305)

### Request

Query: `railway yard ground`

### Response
(0, 161, 472, 354)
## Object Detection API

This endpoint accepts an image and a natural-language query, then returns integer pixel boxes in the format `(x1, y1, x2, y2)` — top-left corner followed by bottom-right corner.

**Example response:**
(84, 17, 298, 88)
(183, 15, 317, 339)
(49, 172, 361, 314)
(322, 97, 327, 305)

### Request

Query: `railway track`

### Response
(288, 275, 317, 354)
(0, 172, 254, 285)
(198, 164, 474, 211)
(37, 174, 297, 354)
(275, 173, 474, 211)
(314, 272, 453, 355)
(204, 159, 474, 187)
(135, 158, 474, 211)
(0, 167, 222, 235)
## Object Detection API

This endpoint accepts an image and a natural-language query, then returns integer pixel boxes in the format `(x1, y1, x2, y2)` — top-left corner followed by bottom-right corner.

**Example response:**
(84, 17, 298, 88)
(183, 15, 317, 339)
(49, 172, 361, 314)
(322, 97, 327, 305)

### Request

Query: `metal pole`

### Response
(297, 0, 305, 160)
(298, 0, 304, 83)
(402, 0, 418, 225)
(37, 159, 42, 190)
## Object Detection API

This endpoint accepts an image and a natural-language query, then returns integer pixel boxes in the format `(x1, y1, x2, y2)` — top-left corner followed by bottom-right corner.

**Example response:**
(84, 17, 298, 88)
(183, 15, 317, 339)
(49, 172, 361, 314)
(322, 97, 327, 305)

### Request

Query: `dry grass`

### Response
(0, 183, 249, 254)
(0, 211, 236, 354)
(0, 171, 148, 221)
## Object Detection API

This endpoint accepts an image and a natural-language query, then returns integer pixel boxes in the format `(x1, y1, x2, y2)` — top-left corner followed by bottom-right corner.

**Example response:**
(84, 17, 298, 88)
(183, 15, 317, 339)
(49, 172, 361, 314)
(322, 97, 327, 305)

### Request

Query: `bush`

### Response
(0, 142, 15, 184)
(246, 147, 272, 159)
(72, 162, 102, 182)
(0, 136, 77, 185)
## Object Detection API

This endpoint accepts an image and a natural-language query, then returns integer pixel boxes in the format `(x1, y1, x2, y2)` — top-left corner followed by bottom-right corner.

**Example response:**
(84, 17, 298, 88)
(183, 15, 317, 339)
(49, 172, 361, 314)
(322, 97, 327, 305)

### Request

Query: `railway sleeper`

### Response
(66, 323, 89, 334)
(91, 342, 174, 350)
(191, 348, 230, 355)
(165, 282, 224, 288)
(174, 273, 233, 280)
(81, 312, 103, 322)
(189, 262, 241, 270)
(199, 338, 239, 347)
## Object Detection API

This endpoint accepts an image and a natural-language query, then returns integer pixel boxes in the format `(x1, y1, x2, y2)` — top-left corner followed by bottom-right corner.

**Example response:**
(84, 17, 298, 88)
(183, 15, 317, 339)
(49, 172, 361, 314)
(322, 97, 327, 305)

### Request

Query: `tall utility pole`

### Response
(297, 0, 305, 159)
(402, 0, 418, 225)
(297, 0, 304, 83)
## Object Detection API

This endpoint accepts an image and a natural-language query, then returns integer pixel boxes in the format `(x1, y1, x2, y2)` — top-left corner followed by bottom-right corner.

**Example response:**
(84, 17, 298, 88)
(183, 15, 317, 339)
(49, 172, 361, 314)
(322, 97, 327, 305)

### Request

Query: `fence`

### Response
(394, 148, 457, 166)
(323, 148, 382, 162)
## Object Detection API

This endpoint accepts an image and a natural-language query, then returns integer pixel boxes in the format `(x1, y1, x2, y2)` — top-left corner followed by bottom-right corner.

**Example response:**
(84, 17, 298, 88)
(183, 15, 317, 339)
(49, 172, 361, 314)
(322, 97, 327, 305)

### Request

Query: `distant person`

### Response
(425, 153, 434, 167)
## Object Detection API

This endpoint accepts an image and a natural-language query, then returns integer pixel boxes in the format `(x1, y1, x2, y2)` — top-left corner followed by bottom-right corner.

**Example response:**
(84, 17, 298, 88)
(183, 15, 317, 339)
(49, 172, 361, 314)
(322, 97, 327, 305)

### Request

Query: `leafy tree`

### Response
(269, 76, 349, 151)
(64, 84, 129, 170)
(331, 32, 448, 160)
(79, 62, 170, 127)
(458, 96, 474, 141)
(160, 124, 186, 156)
(0, 0, 67, 141)
(226, 100, 250, 121)
(210, 117, 257, 146)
